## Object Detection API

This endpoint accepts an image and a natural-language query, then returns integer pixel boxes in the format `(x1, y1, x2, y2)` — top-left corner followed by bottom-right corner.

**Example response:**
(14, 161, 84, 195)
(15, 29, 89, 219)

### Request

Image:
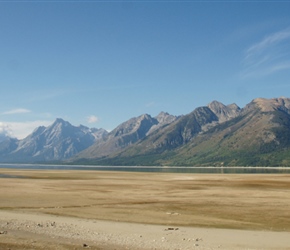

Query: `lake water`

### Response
(1, 163, 290, 174)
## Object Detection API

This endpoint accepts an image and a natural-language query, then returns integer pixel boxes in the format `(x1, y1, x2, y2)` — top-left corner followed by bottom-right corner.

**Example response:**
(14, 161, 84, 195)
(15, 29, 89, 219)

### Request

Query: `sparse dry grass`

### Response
(1, 169, 290, 231)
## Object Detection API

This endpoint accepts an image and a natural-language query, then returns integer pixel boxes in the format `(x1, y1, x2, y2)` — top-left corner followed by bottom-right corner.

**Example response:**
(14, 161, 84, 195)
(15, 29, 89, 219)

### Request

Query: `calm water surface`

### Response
(1, 163, 290, 174)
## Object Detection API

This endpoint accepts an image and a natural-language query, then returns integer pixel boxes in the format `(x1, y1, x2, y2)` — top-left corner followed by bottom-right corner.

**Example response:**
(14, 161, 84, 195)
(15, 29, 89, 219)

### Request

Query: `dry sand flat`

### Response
(0, 169, 290, 249)
(1, 210, 290, 250)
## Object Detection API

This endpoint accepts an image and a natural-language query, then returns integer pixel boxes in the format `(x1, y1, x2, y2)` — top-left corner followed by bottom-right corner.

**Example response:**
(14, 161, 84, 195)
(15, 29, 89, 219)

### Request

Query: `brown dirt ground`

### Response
(1, 169, 290, 231)
(1, 169, 290, 249)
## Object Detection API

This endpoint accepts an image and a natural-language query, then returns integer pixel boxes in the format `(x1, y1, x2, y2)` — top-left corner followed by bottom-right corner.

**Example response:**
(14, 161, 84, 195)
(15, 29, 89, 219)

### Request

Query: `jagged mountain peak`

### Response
(55, 117, 66, 122)
(156, 111, 169, 117)
(78, 124, 90, 131)
(45, 119, 73, 140)
(227, 103, 240, 110)
(2, 96, 290, 166)
(140, 113, 151, 119)
(112, 113, 155, 136)
(0, 118, 107, 162)
(208, 100, 225, 107)
(207, 100, 240, 123)
(146, 112, 178, 136)
(85, 96, 290, 167)
(155, 111, 176, 122)
(74, 113, 159, 159)
(51, 118, 71, 127)
(251, 97, 290, 112)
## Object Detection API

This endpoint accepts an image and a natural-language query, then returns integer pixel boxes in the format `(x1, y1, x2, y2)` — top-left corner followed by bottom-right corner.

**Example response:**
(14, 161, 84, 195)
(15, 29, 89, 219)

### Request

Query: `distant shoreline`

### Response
(1, 162, 290, 169)
(1, 163, 290, 175)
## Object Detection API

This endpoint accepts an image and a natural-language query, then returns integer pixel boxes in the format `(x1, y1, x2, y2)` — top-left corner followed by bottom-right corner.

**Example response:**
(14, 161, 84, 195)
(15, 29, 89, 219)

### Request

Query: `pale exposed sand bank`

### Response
(1, 169, 290, 249)
(1, 210, 290, 250)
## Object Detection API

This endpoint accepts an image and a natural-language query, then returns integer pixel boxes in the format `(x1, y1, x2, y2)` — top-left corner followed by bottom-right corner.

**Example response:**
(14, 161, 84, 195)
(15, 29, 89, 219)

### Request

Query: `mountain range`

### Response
(0, 118, 108, 163)
(1, 97, 290, 166)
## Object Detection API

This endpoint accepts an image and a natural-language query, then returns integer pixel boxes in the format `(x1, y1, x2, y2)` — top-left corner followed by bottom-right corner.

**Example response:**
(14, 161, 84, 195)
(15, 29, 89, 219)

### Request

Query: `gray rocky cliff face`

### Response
(0, 137, 18, 158)
(2, 97, 290, 166)
(112, 114, 157, 138)
(149, 106, 219, 150)
(76, 114, 160, 158)
(0, 119, 107, 162)
(147, 112, 179, 135)
(207, 101, 240, 123)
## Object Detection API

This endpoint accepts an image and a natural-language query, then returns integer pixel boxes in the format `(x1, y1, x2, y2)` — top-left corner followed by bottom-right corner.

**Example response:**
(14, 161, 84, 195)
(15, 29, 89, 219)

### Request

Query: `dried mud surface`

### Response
(1, 169, 290, 249)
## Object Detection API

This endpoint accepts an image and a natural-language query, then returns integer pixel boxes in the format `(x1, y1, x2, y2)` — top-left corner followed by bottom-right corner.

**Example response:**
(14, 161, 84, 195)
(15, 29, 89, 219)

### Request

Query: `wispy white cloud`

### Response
(87, 115, 99, 124)
(245, 28, 290, 59)
(0, 120, 52, 139)
(242, 27, 290, 78)
(2, 108, 31, 115)
(0, 122, 13, 138)
(267, 62, 290, 74)
(242, 61, 290, 79)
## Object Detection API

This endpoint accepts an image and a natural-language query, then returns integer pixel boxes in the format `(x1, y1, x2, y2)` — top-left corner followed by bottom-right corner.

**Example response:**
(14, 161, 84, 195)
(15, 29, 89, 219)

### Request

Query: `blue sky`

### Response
(1, 0, 290, 139)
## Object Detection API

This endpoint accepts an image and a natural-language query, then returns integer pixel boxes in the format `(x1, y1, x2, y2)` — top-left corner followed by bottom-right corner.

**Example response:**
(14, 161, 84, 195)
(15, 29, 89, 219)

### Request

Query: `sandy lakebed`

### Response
(0, 168, 290, 249)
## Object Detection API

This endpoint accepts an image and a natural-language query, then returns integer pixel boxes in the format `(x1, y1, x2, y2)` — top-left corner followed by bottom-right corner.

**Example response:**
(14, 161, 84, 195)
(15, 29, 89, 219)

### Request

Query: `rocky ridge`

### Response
(0, 119, 108, 162)
(78, 97, 290, 166)
(1, 97, 290, 166)
(75, 112, 179, 159)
